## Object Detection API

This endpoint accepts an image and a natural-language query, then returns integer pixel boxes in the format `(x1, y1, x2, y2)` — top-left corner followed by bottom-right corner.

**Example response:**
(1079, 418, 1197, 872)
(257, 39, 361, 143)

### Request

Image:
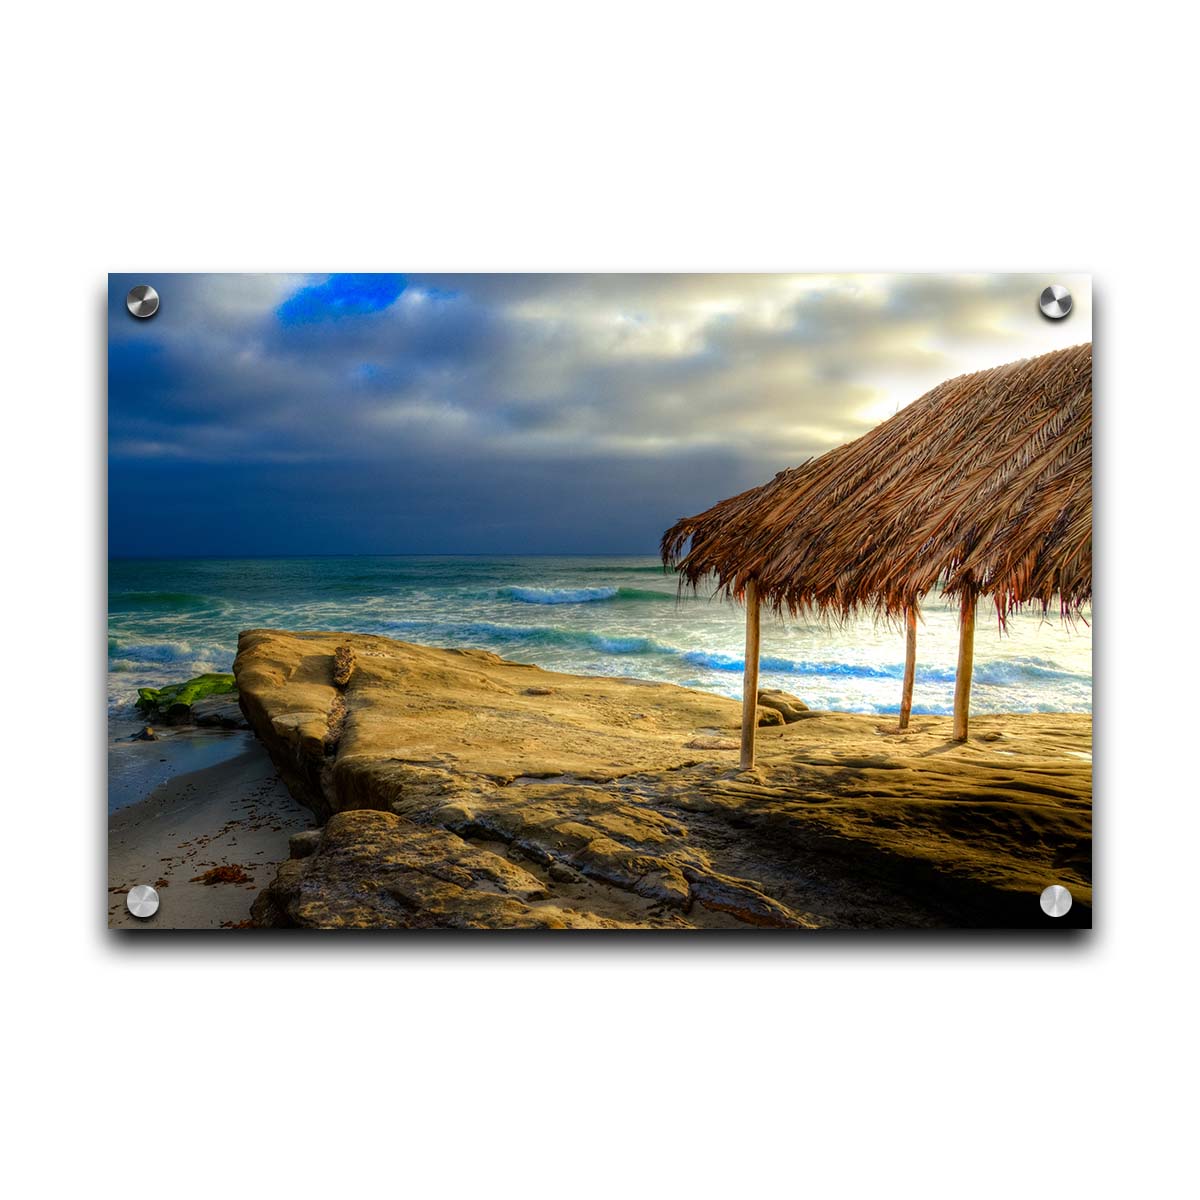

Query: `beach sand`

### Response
(108, 733, 312, 929)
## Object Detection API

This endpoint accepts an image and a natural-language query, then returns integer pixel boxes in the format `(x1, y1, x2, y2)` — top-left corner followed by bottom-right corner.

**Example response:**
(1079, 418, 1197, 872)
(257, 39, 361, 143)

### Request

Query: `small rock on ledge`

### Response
(757, 688, 810, 723)
(192, 695, 250, 729)
(288, 829, 324, 859)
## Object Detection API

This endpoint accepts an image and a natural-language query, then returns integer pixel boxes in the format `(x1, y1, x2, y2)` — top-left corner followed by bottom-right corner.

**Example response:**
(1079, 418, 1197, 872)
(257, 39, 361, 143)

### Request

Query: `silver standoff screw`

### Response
(1039, 284, 1072, 320)
(127, 884, 160, 919)
(1039, 884, 1073, 918)
(126, 284, 160, 319)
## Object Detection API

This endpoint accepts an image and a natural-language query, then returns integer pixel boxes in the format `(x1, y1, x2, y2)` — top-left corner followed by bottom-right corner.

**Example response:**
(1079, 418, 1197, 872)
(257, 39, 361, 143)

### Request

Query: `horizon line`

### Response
(108, 550, 668, 562)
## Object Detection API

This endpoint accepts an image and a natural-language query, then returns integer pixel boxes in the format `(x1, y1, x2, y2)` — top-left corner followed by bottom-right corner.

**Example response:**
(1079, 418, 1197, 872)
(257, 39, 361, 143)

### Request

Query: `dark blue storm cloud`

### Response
(107, 272, 1090, 557)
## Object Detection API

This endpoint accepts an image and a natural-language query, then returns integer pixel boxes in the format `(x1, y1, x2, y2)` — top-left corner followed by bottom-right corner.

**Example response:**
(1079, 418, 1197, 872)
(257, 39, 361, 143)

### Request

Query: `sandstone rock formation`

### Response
(235, 630, 1092, 930)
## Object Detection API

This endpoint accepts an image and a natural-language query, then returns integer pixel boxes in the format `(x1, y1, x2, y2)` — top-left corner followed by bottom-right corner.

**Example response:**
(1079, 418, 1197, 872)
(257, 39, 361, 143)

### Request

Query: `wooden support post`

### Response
(898, 605, 917, 731)
(739, 578, 761, 769)
(952, 589, 977, 742)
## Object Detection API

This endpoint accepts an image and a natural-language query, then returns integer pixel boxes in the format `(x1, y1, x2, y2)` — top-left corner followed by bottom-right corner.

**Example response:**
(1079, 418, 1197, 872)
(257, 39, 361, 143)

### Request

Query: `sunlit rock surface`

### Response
(236, 630, 1092, 930)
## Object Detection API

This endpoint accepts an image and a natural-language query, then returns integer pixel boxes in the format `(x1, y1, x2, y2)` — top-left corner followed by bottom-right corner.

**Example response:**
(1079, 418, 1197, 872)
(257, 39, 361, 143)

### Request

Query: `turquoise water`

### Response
(108, 556, 1092, 719)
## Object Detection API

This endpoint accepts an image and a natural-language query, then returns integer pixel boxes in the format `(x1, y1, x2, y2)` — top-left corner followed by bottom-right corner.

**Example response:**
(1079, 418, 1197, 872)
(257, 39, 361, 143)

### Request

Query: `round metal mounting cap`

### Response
(127, 884, 160, 919)
(1039, 884, 1073, 918)
(126, 284, 160, 319)
(1039, 284, 1072, 320)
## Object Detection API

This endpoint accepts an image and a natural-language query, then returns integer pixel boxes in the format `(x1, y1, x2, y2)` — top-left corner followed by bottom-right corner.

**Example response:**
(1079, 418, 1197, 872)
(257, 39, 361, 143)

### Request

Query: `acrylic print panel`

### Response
(107, 273, 1093, 931)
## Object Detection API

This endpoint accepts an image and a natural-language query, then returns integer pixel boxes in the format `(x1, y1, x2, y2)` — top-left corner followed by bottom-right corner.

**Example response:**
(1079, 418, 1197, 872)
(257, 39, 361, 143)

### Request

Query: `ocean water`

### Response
(108, 556, 1092, 721)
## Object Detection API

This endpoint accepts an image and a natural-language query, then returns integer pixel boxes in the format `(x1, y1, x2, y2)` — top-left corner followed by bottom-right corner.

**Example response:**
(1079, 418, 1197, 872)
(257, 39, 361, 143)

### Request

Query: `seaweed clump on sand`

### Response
(190, 864, 250, 885)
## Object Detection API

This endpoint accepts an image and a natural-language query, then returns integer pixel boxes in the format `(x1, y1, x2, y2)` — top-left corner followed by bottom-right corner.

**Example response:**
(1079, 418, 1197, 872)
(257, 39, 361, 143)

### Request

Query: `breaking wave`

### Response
(107, 636, 232, 672)
(679, 649, 1086, 685)
(499, 585, 668, 605)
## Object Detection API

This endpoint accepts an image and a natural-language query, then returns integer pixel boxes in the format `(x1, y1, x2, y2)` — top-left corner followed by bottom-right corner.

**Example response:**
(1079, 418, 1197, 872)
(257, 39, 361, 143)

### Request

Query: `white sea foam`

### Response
(502, 586, 620, 604)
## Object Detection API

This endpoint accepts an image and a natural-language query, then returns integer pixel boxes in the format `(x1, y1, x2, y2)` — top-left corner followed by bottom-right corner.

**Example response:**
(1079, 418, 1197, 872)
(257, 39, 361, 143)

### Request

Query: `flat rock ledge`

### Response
(235, 630, 1093, 930)
(253, 810, 601, 929)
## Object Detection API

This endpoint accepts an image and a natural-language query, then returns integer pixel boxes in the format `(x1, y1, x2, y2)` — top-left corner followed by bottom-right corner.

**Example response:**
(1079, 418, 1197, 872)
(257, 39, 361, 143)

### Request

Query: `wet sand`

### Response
(108, 733, 313, 929)
(108, 725, 253, 813)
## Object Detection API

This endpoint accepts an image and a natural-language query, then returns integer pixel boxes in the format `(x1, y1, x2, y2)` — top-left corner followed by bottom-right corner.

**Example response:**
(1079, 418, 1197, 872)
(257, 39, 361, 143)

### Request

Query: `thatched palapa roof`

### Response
(662, 343, 1092, 622)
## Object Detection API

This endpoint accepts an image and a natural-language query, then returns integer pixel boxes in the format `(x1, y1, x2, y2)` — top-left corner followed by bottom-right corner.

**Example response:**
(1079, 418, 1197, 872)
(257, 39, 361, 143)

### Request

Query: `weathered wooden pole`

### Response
(740, 578, 761, 769)
(898, 605, 917, 730)
(952, 588, 977, 741)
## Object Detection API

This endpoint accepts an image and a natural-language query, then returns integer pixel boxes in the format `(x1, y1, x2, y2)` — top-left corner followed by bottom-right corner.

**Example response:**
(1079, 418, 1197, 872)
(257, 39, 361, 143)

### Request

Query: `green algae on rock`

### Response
(135, 673, 237, 723)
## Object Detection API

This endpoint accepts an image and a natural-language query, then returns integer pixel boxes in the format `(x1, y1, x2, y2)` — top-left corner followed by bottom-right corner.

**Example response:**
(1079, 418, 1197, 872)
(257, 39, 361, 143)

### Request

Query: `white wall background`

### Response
(2, 2, 1195, 1196)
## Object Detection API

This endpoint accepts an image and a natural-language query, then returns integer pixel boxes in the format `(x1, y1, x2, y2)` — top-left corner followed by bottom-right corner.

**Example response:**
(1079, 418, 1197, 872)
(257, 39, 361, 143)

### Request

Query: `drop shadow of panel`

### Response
(106, 920, 1094, 963)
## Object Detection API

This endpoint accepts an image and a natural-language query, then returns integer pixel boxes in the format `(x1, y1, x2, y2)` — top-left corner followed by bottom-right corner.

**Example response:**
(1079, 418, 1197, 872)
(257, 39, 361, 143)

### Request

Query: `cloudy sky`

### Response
(108, 273, 1091, 557)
